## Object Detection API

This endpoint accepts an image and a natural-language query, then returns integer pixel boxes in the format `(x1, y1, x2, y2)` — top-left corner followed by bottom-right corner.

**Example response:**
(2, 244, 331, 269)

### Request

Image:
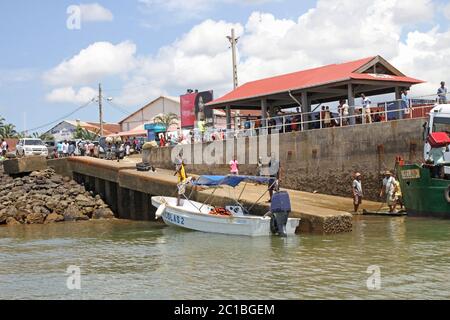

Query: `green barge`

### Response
(397, 163, 450, 218)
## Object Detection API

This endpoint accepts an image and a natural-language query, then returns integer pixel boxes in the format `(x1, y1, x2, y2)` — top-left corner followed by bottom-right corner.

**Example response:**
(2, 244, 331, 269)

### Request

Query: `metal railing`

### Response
(163, 93, 449, 144)
(197, 101, 436, 142)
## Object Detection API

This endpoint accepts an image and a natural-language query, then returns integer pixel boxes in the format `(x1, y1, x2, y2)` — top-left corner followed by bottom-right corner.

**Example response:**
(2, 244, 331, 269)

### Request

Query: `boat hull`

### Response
(151, 196, 300, 236)
(397, 164, 450, 218)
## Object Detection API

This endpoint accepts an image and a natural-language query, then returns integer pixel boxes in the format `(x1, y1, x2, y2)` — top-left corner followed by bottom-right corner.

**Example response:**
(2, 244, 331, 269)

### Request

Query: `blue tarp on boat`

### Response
(192, 175, 272, 187)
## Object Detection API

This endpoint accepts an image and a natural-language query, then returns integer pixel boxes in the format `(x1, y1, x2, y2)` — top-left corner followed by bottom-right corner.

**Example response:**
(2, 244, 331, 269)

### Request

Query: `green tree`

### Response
(153, 113, 179, 139)
(0, 123, 18, 138)
(32, 132, 54, 141)
(73, 125, 100, 141)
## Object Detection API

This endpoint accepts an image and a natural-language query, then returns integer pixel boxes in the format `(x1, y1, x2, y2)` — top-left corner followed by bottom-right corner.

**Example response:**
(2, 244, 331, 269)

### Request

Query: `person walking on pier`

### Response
(437, 81, 447, 104)
(230, 156, 239, 175)
(62, 140, 69, 157)
(352, 172, 363, 213)
(174, 150, 187, 206)
(1, 139, 8, 157)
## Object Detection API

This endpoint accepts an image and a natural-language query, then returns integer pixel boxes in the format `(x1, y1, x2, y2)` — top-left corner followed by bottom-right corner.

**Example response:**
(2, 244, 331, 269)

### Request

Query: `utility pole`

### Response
(227, 28, 239, 89)
(227, 28, 239, 128)
(98, 83, 104, 136)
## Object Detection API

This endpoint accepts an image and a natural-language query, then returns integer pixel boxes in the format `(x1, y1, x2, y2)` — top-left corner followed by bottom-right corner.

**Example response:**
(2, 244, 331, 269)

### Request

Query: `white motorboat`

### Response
(151, 175, 300, 237)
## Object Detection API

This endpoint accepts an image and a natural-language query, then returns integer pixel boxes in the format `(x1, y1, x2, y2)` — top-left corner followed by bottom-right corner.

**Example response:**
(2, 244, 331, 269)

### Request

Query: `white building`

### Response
(45, 120, 120, 141)
(119, 96, 180, 132)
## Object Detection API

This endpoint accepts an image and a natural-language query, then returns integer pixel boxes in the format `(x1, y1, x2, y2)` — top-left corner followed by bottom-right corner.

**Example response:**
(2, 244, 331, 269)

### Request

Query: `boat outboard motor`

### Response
(270, 191, 291, 237)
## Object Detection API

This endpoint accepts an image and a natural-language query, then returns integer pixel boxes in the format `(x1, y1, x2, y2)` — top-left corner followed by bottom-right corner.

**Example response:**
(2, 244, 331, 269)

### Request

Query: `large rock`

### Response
(6, 217, 21, 226)
(92, 208, 114, 220)
(75, 194, 95, 207)
(26, 212, 45, 224)
(0, 210, 8, 224)
(45, 213, 65, 224)
(64, 205, 89, 221)
(45, 199, 59, 211)
(14, 209, 29, 223)
(0, 206, 16, 224)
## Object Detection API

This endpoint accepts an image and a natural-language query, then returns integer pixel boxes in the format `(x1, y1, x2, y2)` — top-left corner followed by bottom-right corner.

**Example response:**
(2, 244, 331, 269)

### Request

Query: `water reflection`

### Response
(1, 217, 449, 299)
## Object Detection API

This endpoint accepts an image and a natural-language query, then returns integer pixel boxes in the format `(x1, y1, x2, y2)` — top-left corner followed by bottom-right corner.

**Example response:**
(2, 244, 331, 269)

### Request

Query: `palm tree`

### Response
(73, 125, 100, 140)
(32, 132, 54, 141)
(153, 113, 179, 139)
(0, 123, 18, 138)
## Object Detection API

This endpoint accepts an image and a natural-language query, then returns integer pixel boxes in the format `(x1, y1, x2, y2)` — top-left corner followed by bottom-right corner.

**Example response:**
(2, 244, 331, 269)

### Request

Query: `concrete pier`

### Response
(49, 157, 384, 234)
(3, 156, 47, 175)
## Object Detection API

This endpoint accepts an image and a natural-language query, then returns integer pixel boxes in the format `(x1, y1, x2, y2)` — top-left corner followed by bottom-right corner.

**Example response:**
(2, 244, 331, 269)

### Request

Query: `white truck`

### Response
(423, 104, 450, 169)
(15, 138, 49, 157)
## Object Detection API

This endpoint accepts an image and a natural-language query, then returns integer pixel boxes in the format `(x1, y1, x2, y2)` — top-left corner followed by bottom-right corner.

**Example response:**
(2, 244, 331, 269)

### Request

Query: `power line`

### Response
(105, 99, 133, 116)
(23, 99, 93, 133)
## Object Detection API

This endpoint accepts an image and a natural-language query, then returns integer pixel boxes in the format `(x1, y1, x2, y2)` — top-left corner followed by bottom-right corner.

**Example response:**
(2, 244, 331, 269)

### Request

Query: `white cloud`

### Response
(46, 0, 449, 107)
(43, 41, 136, 86)
(79, 3, 114, 22)
(445, 2, 450, 20)
(46, 86, 97, 104)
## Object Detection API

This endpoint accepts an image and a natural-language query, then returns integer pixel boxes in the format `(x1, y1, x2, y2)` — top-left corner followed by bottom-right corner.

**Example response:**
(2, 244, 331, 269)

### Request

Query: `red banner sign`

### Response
(180, 93, 197, 128)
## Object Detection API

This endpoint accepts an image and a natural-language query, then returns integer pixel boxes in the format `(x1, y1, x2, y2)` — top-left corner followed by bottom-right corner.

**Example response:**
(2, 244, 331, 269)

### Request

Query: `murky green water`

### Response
(0, 217, 449, 300)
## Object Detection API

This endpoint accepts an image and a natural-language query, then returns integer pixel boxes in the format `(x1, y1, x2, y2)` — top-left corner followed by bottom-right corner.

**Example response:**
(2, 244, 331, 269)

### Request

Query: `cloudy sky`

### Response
(1, 0, 449, 132)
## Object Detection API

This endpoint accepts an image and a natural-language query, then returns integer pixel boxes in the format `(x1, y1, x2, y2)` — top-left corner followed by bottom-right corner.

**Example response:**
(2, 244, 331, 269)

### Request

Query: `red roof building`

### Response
(207, 55, 424, 128)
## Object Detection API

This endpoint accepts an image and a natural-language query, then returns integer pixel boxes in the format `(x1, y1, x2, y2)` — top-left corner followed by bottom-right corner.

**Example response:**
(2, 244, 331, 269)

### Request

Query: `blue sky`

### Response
(0, 0, 449, 133)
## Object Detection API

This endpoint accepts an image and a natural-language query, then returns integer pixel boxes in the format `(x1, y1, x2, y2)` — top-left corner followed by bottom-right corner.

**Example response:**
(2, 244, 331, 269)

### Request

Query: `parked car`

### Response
(16, 138, 49, 157)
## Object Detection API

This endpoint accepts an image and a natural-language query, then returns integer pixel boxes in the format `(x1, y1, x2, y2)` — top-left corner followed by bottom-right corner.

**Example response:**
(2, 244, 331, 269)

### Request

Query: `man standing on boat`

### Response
(380, 171, 397, 213)
(174, 150, 187, 206)
(352, 173, 363, 213)
(268, 153, 281, 203)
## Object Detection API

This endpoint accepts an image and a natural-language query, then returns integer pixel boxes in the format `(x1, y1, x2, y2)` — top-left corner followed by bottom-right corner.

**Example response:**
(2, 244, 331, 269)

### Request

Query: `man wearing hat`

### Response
(380, 171, 397, 213)
(352, 172, 363, 213)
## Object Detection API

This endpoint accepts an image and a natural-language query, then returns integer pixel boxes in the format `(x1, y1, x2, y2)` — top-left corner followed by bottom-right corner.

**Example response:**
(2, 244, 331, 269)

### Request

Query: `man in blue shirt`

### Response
(56, 141, 63, 158)
(437, 81, 447, 104)
(400, 89, 409, 119)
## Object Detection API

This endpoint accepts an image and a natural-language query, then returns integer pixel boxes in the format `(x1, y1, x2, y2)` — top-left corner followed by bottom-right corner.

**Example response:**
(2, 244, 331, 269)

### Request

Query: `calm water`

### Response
(0, 217, 449, 300)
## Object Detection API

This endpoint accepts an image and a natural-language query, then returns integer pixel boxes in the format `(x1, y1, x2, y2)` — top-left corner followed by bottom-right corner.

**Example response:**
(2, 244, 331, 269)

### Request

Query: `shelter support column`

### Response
(348, 84, 355, 126)
(226, 105, 231, 130)
(301, 91, 309, 113)
(261, 98, 268, 130)
(395, 87, 402, 100)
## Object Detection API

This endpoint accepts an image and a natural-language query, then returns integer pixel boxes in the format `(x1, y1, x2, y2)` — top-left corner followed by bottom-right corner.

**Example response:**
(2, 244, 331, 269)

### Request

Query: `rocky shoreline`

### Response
(0, 167, 115, 226)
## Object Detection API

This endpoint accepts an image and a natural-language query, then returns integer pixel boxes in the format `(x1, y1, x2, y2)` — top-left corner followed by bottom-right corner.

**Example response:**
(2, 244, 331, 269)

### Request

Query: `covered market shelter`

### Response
(206, 55, 424, 128)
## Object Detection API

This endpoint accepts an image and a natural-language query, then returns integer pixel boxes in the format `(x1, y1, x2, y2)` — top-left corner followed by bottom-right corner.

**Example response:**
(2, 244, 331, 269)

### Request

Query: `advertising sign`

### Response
(180, 90, 214, 128)
(180, 93, 197, 128)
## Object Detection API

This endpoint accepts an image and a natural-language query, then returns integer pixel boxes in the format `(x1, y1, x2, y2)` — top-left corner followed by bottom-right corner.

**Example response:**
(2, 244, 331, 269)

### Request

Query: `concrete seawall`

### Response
(47, 157, 385, 234)
(147, 118, 425, 201)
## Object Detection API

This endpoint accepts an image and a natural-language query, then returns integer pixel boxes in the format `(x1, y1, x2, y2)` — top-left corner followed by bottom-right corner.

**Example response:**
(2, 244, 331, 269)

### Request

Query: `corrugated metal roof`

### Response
(208, 56, 423, 106)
